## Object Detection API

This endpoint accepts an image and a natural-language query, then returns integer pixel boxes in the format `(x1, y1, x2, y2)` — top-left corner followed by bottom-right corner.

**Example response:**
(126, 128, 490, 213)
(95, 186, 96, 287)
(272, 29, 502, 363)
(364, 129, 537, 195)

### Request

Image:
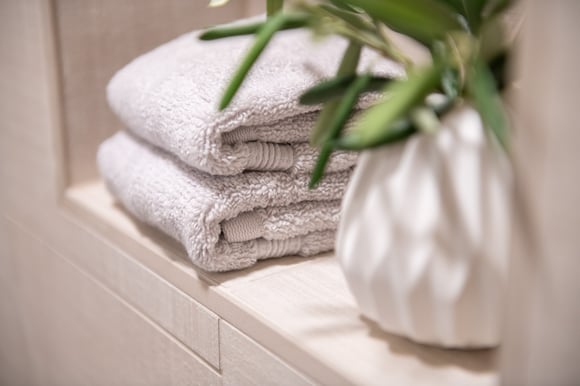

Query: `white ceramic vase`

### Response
(337, 104, 512, 348)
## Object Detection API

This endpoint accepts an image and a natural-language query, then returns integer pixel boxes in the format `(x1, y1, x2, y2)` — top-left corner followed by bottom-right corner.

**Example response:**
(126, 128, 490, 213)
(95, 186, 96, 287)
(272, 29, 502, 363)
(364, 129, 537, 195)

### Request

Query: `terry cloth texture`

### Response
(98, 132, 349, 272)
(107, 20, 404, 175)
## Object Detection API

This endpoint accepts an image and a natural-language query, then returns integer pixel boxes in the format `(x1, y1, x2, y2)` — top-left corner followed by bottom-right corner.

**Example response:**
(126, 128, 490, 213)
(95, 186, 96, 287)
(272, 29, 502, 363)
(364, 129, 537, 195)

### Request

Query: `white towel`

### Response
(107, 20, 403, 175)
(98, 131, 350, 271)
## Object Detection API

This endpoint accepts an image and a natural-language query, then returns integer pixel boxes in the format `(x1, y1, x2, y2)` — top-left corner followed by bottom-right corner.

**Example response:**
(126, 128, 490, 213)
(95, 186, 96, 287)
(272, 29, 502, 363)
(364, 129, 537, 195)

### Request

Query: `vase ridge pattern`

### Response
(337, 105, 512, 348)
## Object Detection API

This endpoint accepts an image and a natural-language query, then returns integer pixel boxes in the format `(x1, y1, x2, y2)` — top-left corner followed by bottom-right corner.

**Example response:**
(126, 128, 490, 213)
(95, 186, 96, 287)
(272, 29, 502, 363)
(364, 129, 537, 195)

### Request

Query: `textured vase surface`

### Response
(337, 105, 512, 348)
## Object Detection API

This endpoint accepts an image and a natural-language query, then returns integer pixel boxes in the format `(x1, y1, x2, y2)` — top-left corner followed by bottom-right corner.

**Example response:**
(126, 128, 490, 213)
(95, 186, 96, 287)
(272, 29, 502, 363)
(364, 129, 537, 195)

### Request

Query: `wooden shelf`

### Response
(65, 180, 498, 385)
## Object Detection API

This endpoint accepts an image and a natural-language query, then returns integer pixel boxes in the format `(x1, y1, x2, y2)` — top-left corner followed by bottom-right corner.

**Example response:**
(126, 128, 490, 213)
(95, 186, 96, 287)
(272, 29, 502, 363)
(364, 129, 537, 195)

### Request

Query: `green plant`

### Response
(202, 0, 516, 187)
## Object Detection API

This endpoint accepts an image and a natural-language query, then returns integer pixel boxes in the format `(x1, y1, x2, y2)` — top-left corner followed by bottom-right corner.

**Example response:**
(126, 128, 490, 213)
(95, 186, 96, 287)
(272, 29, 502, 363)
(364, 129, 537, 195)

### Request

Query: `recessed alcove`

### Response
(48, 1, 497, 383)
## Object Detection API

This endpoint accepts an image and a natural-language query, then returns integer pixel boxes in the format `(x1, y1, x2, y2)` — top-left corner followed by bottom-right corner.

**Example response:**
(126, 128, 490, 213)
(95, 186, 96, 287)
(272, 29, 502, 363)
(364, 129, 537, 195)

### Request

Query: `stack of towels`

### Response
(98, 18, 402, 271)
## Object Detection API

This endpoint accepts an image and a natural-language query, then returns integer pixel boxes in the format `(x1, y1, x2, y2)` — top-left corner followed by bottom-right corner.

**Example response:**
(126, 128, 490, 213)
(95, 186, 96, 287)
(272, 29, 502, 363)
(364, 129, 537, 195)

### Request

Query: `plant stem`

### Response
(310, 41, 362, 146)
(200, 13, 309, 40)
(219, 12, 287, 110)
(309, 74, 372, 188)
(372, 20, 414, 69)
(338, 62, 444, 149)
(337, 40, 363, 75)
(267, 0, 284, 17)
(299, 75, 391, 105)
(302, 4, 402, 63)
(335, 95, 454, 150)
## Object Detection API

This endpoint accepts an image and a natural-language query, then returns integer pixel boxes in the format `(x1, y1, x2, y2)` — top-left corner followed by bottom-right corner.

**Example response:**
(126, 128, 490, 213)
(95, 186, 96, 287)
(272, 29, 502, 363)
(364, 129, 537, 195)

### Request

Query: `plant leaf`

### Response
(478, 12, 514, 64)
(436, 0, 486, 33)
(310, 41, 362, 145)
(328, 0, 363, 13)
(334, 0, 464, 46)
(299, 75, 391, 105)
(441, 67, 459, 99)
(467, 58, 509, 149)
(338, 63, 444, 149)
(300, 75, 356, 105)
(218, 12, 287, 110)
(199, 13, 309, 40)
(309, 73, 373, 188)
(317, 4, 413, 64)
(335, 95, 454, 150)
(410, 106, 441, 134)
(318, 4, 375, 34)
(336, 118, 416, 150)
(323, 75, 373, 142)
(482, 0, 513, 20)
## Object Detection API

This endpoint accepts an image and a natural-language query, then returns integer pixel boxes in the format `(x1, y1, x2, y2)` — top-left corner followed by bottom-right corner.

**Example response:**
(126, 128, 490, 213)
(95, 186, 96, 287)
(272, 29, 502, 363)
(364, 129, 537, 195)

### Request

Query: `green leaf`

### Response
(437, 0, 486, 33)
(328, 0, 363, 13)
(317, 4, 414, 65)
(467, 58, 509, 149)
(324, 74, 373, 141)
(267, 0, 284, 17)
(478, 12, 512, 63)
(441, 67, 459, 99)
(300, 75, 355, 105)
(310, 41, 362, 146)
(338, 63, 444, 149)
(218, 12, 287, 110)
(335, 95, 454, 150)
(335, 118, 416, 150)
(309, 74, 373, 188)
(299, 75, 391, 105)
(334, 0, 464, 46)
(482, 0, 513, 19)
(318, 4, 375, 34)
(410, 106, 441, 134)
(199, 13, 309, 40)
(309, 145, 333, 189)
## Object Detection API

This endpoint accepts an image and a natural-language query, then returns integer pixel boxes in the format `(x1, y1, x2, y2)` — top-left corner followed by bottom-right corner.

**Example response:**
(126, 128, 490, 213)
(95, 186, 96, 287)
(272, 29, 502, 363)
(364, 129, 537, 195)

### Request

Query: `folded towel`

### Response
(107, 20, 403, 175)
(98, 131, 350, 271)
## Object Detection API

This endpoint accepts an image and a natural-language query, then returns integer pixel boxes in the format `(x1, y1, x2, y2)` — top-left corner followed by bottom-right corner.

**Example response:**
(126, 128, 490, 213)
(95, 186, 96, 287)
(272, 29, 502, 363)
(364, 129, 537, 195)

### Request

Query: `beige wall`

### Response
(501, 1, 580, 384)
(53, 0, 261, 186)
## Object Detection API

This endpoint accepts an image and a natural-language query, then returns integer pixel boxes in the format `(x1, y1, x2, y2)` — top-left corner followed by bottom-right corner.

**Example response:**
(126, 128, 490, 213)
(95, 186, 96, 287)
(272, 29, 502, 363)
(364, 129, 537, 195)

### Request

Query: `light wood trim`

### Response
(66, 181, 498, 386)
(220, 321, 315, 386)
(0, 216, 220, 385)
